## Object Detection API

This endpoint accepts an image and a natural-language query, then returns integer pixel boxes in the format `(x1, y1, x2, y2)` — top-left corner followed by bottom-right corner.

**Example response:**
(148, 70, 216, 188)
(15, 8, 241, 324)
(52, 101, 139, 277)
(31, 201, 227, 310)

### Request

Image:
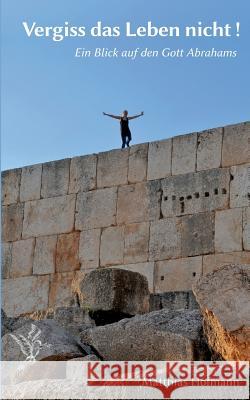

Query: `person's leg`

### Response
(126, 131, 132, 147)
(121, 134, 126, 149)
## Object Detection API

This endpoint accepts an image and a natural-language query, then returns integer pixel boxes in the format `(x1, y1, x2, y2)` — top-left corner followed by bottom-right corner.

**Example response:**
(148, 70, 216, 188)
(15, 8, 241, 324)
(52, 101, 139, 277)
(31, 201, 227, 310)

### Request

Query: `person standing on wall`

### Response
(103, 110, 144, 148)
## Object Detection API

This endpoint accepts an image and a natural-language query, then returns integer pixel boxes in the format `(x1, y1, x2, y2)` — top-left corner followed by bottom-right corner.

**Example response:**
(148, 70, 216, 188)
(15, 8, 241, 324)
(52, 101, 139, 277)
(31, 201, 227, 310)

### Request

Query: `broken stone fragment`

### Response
(80, 309, 209, 361)
(2, 319, 91, 361)
(78, 268, 150, 324)
(193, 264, 250, 361)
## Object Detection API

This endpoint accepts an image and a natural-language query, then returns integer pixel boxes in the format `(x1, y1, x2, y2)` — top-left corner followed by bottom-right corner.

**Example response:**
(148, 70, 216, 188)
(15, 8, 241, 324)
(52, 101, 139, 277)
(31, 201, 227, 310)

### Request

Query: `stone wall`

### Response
(1, 122, 250, 316)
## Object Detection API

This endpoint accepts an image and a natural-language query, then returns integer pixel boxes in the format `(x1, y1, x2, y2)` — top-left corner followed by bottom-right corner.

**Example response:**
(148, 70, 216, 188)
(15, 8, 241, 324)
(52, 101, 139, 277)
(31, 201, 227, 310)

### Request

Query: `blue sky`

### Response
(1, 0, 250, 170)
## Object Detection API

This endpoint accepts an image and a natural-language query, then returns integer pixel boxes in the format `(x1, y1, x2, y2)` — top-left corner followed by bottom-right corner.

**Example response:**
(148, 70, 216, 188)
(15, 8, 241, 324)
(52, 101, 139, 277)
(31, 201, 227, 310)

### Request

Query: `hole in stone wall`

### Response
(181, 202, 185, 213)
(161, 276, 164, 281)
(230, 174, 234, 181)
(187, 195, 192, 200)
(164, 196, 168, 201)
(194, 192, 200, 199)
(205, 192, 210, 197)
(172, 195, 176, 201)
(180, 196, 184, 202)
(214, 188, 218, 195)
(193, 272, 196, 277)
(248, 193, 250, 200)
(222, 188, 227, 194)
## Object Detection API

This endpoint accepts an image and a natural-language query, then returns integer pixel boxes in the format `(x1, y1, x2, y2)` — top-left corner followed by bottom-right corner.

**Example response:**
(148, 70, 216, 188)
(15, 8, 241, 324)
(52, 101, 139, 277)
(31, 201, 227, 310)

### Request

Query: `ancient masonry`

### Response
(1, 122, 250, 317)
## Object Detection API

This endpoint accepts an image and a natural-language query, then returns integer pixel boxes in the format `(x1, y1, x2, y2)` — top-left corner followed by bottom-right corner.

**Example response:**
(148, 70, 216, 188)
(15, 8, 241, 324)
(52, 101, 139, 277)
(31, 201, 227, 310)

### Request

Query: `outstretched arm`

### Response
(103, 112, 121, 120)
(128, 111, 144, 120)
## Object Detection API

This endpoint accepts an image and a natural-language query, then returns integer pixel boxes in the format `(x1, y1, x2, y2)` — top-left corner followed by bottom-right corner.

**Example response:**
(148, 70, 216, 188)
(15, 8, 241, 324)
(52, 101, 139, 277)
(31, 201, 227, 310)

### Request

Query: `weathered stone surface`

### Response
(117, 181, 161, 224)
(2, 275, 50, 317)
(20, 164, 42, 202)
(75, 188, 117, 230)
(1, 168, 21, 205)
(2, 203, 24, 242)
(193, 264, 250, 360)
(53, 306, 95, 336)
(124, 222, 149, 264)
(2, 319, 86, 360)
(22, 195, 75, 238)
(222, 122, 250, 167)
(80, 309, 208, 361)
(100, 227, 124, 266)
(215, 209, 242, 253)
(197, 128, 222, 171)
(56, 232, 80, 273)
(128, 143, 148, 183)
(41, 159, 70, 198)
(79, 268, 150, 316)
(49, 272, 76, 308)
(79, 229, 101, 270)
(230, 164, 250, 208)
(149, 218, 181, 261)
(147, 139, 172, 180)
(10, 238, 35, 278)
(111, 262, 154, 293)
(150, 291, 199, 312)
(1, 242, 12, 279)
(33, 235, 57, 275)
(69, 154, 97, 193)
(243, 207, 250, 250)
(97, 149, 128, 188)
(161, 168, 230, 217)
(172, 132, 197, 175)
(181, 212, 215, 257)
(203, 252, 250, 275)
(155, 256, 202, 292)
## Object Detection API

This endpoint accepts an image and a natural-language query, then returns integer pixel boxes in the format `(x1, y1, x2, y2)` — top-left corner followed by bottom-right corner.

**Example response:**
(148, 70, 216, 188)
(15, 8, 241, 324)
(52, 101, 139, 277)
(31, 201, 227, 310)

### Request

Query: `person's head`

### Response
(122, 110, 128, 117)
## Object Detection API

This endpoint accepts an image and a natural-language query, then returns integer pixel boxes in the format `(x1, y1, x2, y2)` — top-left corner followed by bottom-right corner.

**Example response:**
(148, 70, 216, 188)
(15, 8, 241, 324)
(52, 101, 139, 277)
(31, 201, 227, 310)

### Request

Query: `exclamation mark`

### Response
(236, 22, 240, 37)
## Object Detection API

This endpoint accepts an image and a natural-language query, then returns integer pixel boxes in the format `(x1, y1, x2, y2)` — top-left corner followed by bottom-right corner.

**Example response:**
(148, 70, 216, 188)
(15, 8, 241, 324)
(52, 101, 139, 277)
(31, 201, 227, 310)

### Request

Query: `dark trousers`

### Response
(121, 131, 132, 148)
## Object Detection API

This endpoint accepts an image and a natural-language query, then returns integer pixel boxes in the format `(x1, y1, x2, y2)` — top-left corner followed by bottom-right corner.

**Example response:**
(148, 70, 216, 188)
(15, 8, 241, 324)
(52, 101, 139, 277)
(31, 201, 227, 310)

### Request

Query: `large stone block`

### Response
(2, 319, 86, 361)
(97, 149, 128, 188)
(193, 264, 250, 360)
(155, 256, 202, 292)
(33, 235, 57, 275)
(215, 209, 242, 253)
(149, 218, 181, 261)
(172, 132, 197, 175)
(41, 159, 70, 198)
(117, 181, 161, 224)
(20, 164, 42, 202)
(49, 272, 76, 308)
(110, 262, 154, 293)
(79, 268, 150, 316)
(22, 195, 75, 238)
(80, 309, 208, 361)
(100, 226, 124, 266)
(2, 275, 50, 317)
(1, 242, 12, 279)
(147, 138, 172, 180)
(180, 212, 215, 257)
(197, 128, 222, 171)
(69, 154, 97, 193)
(75, 187, 117, 230)
(230, 164, 250, 208)
(79, 229, 101, 270)
(222, 122, 250, 167)
(128, 143, 148, 183)
(10, 238, 35, 278)
(1, 168, 21, 205)
(243, 207, 250, 250)
(203, 251, 250, 275)
(56, 232, 80, 273)
(161, 168, 230, 217)
(124, 222, 149, 264)
(2, 203, 24, 242)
